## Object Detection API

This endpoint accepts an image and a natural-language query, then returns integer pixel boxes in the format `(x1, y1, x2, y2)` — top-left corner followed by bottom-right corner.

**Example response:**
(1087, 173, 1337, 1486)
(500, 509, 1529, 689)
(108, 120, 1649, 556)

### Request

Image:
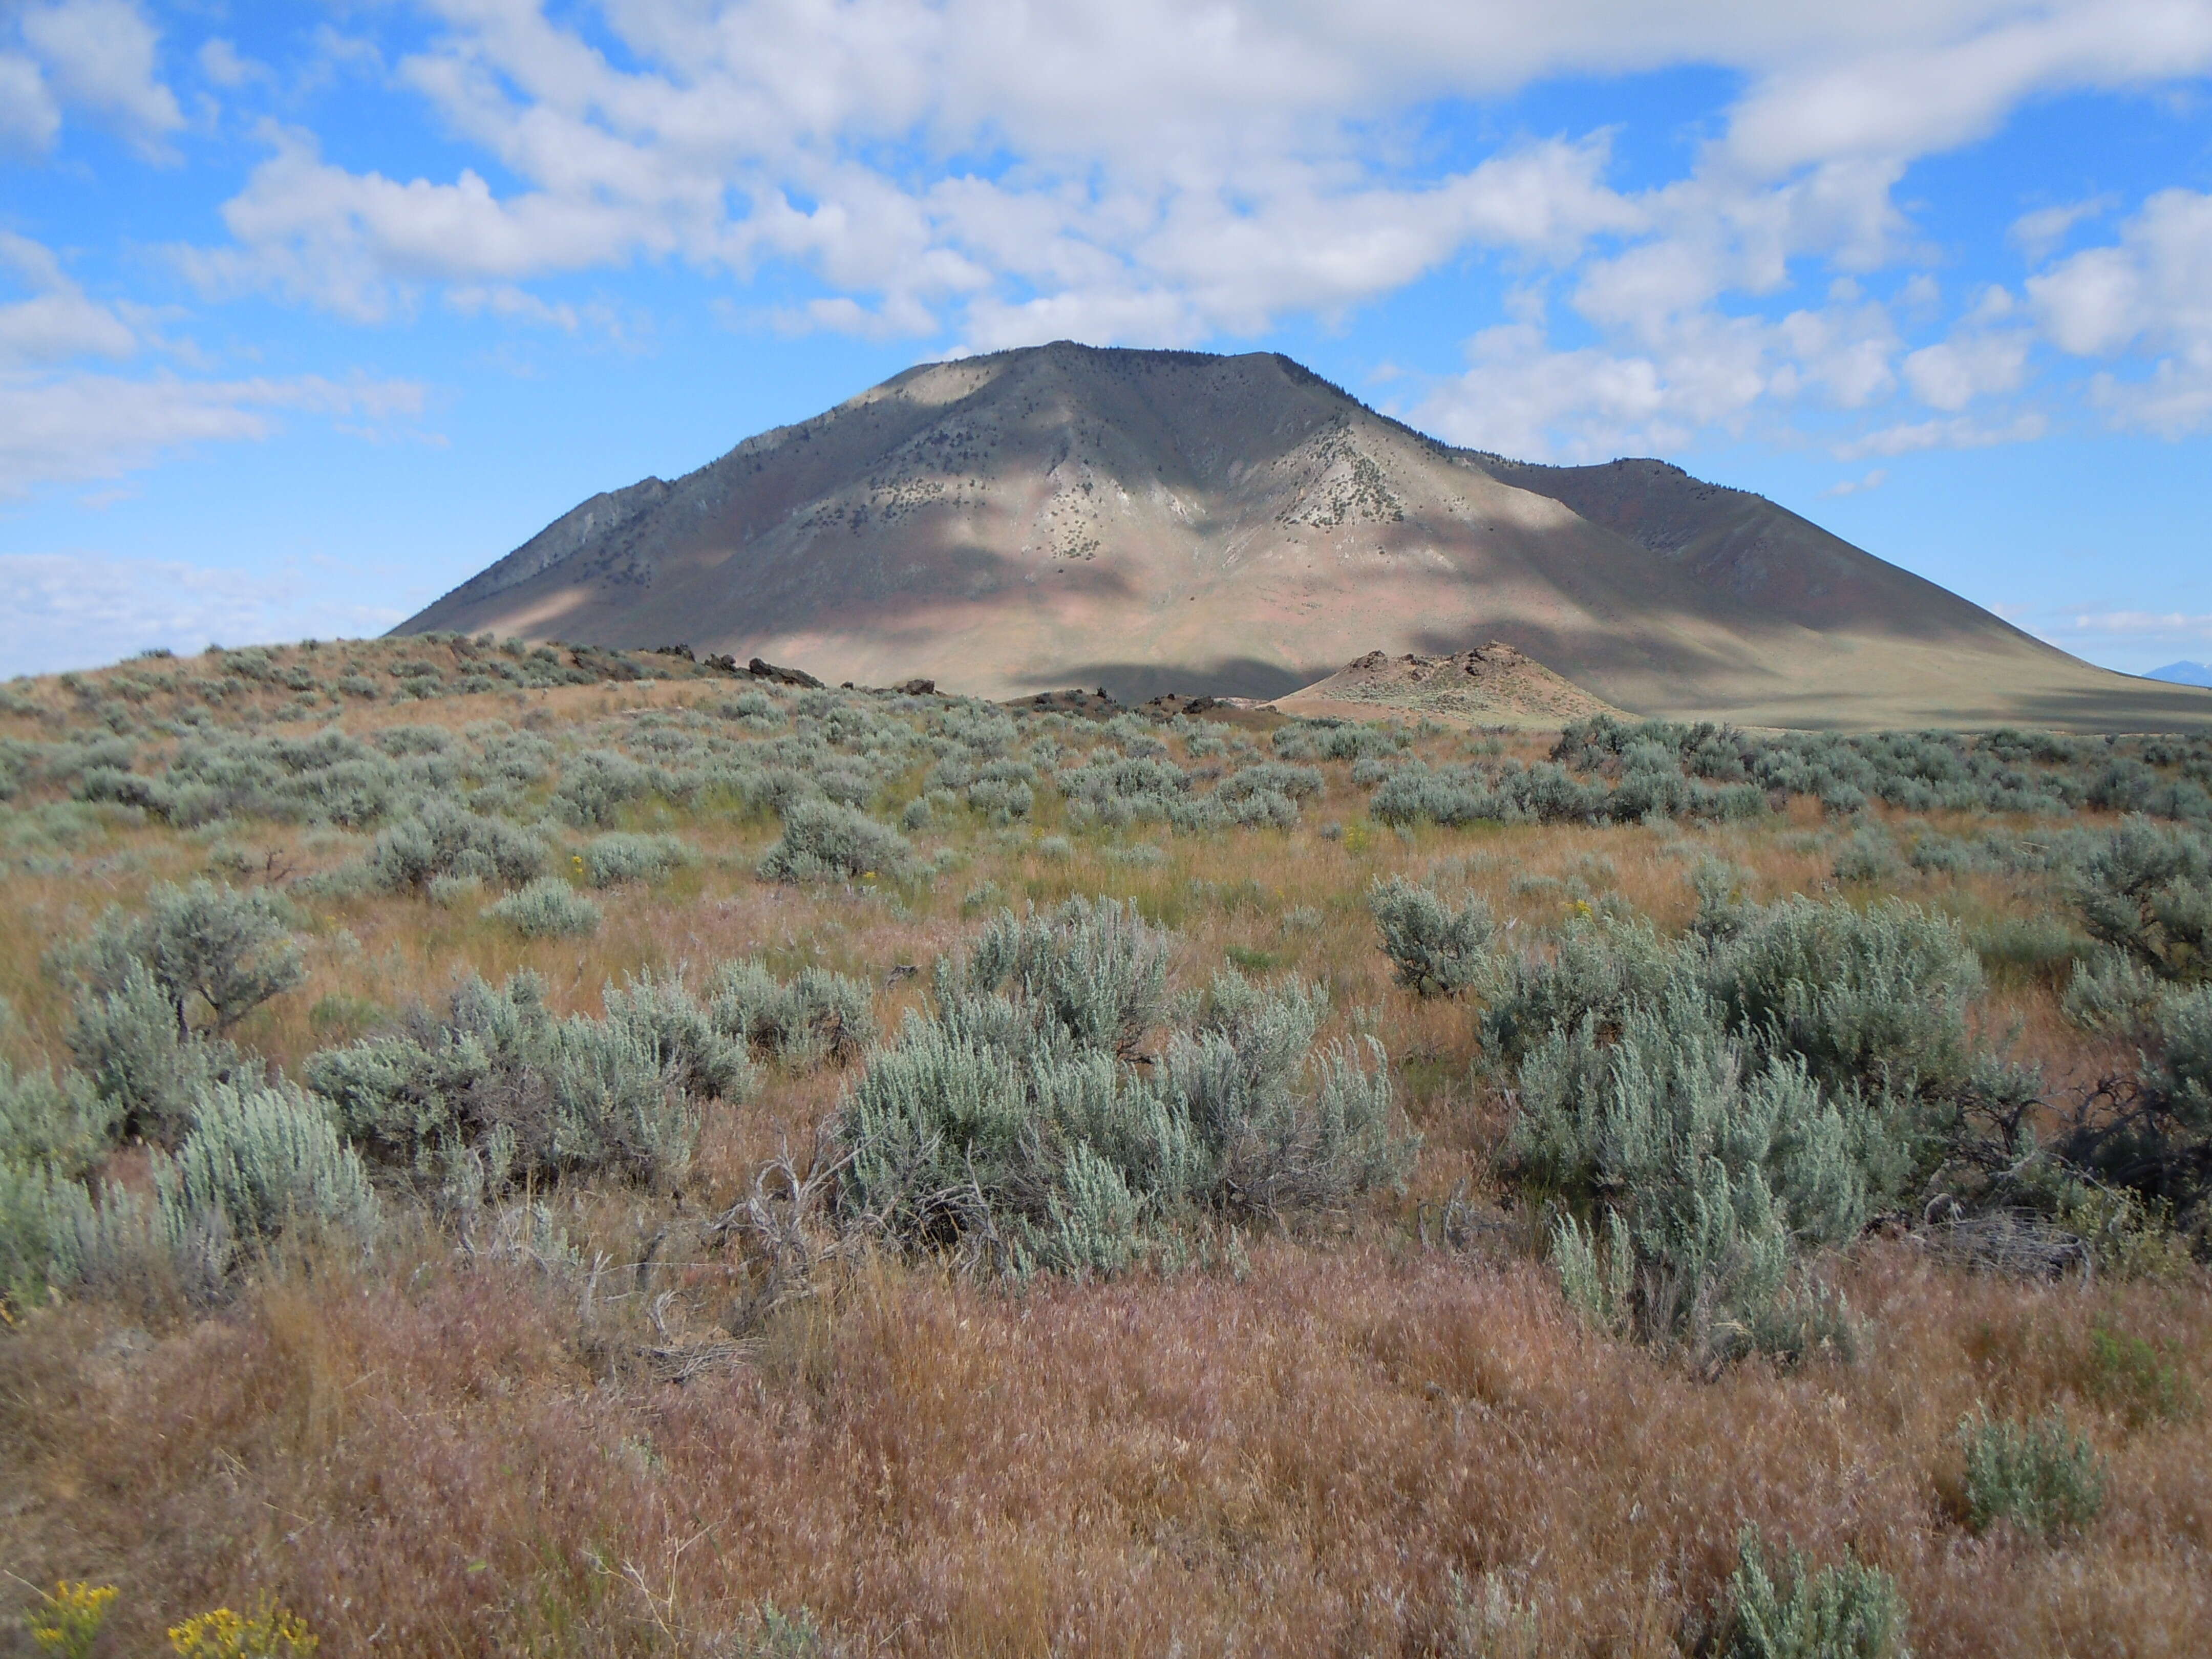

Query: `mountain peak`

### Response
(2147, 661, 2212, 688)
(397, 347, 2212, 731)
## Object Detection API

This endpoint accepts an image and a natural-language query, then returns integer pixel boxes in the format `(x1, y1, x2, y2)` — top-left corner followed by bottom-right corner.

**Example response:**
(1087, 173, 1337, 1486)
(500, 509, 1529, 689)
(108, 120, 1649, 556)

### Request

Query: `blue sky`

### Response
(3, 0, 2210, 677)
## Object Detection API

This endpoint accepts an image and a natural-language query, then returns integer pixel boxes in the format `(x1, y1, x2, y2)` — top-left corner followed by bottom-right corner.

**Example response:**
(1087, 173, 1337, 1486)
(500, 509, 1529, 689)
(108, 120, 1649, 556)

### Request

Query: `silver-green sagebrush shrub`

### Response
(1691, 858, 1760, 942)
(0, 1160, 156, 1306)
(159, 1080, 377, 1246)
(1721, 1526, 1911, 1659)
(553, 747, 656, 827)
(1047, 1142, 1145, 1275)
(1515, 981, 1879, 1248)
(0, 1157, 95, 1303)
(1273, 719, 1405, 763)
(1966, 913, 2093, 989)
(1163, 969, 1407, 1214)
(2069, 816, 2212, 982)
(757, 798, 911, 883)
(1710, 898, 1984, 1098)
(960, 760, 1036, 823)
(1959, 1407, 2106, 1541)
(1478, 910, 1680, 1064)
(2147, 983, 2212, 1123)
(837, 900, 1411, 1273)
(1217, 761, 1325, 803)
(1489, 889, 1931, 1051)
(1369, 876, 1496, 998)
(0, 1060, 119, 1178)
(81, 877, 304, 1035)
(839, 1015, 1036, 1252)
(1830, 825, 1900, 884)
(427, 871, 484, 909)
(953, 896, 1169, 1060)
(2060, 944, 2165, 1032)
(1164, 786, 1299, 833)
(1472, 894, 1982, 1363)
(67, 961, 239, 1145)
(368, 798, 549, 894)
(0, 1060, 157, 1304)
(1053, 754, 1191, 828)
(305, 969, 720, 1192)
(600, 970, 757, 1100)
(2022, 960, 2212, 1233)
(580, 831, 695, 888)
(1527, 985, 1869, 1364)
(710, 960, 877, 1066)
(486, 877, 602, 938)
(546, 1022, 700, 1191)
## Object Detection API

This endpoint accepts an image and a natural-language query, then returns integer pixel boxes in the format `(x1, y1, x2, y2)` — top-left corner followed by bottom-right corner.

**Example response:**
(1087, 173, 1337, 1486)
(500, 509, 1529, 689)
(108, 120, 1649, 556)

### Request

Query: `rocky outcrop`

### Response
(1277, 643, 1628, 729)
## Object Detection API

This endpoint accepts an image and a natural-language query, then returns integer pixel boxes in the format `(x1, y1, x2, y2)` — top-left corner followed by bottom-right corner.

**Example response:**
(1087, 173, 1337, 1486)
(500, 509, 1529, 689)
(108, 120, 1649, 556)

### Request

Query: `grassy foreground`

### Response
(1, 634, 2208, 1657)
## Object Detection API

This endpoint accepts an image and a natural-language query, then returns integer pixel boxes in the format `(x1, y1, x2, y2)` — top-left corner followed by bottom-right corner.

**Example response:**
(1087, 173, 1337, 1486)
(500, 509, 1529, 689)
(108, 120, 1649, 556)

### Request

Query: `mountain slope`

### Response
(398, 343, 2212, 731)
(2148, 661, 2212, 688)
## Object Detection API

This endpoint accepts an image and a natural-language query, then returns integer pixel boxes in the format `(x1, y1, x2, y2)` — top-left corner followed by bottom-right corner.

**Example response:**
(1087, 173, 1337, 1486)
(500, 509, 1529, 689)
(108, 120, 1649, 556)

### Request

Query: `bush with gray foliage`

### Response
(1959, 1408, 2105, 1541)
(0, 1160, 150, 1306)
(81, 877, 305, 1036)
(368, 799, 549, 894)
(838, 897, 1411, 1273)
(1415, 892, 1986, 1361)
(1720, 1526, 1910, 1659)
(1369, 876, 1496, 997)
(486, 878, 602, 939)
(580, 831, 695, 888)
(758, 798, 912, 883)
(68, 961, 242, 1145)
(2068, 816, 2212, 982)
(0, 1060, 117, 1178)
(711, 960, 878, 1066)
(305, 969, 727, 1195)
(159, 1080, 377, 1247)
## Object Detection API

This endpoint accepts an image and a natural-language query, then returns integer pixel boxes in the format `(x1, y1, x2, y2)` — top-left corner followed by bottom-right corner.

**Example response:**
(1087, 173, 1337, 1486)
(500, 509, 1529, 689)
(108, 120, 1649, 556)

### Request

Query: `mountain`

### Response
(398, 343, 2212, 731)
(2147, 661, 2212, 688)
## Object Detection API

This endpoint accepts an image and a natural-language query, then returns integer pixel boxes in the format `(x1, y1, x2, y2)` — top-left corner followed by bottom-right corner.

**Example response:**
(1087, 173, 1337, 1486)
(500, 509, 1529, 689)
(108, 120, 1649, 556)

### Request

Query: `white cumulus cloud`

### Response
(10, 0, 183, 157)
(1901, 330, 2029, 411)
(0, 231, 429, 498)
(2029, 187, 2212, 434)
(0, 554, 408, 675)
(0, 232, 138, 368)
(150, 0, 2212, 462)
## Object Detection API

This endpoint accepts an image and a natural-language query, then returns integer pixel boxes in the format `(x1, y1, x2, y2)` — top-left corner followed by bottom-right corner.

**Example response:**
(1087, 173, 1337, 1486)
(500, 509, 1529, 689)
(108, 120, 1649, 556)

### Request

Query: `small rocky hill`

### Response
(1277, 645, 1629, 728)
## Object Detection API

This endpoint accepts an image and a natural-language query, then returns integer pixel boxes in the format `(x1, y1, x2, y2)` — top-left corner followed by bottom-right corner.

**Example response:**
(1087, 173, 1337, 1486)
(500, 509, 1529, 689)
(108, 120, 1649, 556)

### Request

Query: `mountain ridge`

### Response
(2148, 661, 2212, 688)
(398, 342, 2212, 732)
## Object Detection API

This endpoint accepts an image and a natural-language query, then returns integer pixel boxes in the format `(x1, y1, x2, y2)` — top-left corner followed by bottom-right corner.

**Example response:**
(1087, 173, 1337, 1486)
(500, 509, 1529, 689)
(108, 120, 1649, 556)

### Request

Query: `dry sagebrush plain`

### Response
(2, 631, 2210, 1657)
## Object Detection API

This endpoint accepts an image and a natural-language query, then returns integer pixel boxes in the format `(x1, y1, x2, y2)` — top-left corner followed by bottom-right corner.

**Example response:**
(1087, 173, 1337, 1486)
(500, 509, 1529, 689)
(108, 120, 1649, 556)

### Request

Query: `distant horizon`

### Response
(5, 4, 2210, 678)
(2147, 660, 2212, 687)
(0, 338, 2196, 688)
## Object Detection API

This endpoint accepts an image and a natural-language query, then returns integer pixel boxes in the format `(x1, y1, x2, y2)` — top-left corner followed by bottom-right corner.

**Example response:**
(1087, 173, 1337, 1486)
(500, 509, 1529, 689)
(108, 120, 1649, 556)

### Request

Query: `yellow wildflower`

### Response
(30, 1582, 117, 1658)
(168, 1595, 318, 1657)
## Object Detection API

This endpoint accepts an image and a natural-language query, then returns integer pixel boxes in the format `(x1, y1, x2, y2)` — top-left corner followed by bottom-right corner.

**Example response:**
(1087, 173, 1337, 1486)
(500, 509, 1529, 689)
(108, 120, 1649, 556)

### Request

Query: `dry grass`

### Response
(4, 1243, 2206, 1656)
(3, 646, 2208, 1654)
